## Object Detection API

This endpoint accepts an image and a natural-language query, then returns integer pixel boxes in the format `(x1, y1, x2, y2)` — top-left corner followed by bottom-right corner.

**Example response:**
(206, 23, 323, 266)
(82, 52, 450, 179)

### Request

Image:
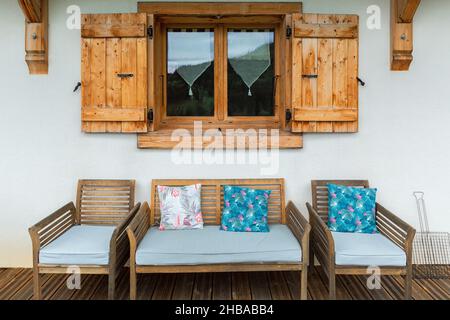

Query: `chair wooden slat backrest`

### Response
(311, 180, 370, 223)
(151, 179, 286, 225)
(76, 179, 136, 225)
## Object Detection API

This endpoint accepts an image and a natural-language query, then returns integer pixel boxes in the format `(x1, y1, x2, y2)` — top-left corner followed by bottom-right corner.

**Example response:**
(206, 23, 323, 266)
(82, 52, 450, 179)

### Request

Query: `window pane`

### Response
(228, 29, 275, 117)
(167, 29, 215, 117)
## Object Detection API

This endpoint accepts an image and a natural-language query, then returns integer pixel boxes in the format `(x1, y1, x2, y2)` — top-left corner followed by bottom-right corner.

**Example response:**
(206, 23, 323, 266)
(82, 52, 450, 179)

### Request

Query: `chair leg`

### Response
(405, 267, 413, 300)
(33, 267, 41, 300)
(130, 267, 137, 300)
(328, 272, 336, 300)
(300, 267, 308, 300)
(309, 252, 315, 275)
(108, 271, 116, 300)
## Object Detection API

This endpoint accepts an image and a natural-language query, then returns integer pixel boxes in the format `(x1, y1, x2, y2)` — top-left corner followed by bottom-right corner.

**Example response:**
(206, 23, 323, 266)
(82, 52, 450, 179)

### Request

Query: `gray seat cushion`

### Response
(39, 225, 116, 265)
(136, 225, 302, 266)
(332, 232, 406, 267)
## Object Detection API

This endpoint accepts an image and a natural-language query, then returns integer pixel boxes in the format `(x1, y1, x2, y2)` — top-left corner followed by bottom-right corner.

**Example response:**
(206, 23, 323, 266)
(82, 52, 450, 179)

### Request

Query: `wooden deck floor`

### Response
(0, 268, 448, 300)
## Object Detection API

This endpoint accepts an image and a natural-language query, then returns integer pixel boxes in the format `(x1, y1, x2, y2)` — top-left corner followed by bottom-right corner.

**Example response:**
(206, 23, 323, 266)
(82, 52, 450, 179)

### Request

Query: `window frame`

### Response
(156, 16, 283, 130)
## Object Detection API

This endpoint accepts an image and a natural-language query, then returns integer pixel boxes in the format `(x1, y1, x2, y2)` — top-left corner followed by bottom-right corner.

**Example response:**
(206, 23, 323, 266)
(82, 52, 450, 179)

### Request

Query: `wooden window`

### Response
(79, 5, 361, 149)
(166, 28, 215, 117)
(155, 19, 282, 130)
(226, 28, 276, 118)
(80, 13, 149, 133)
(290, 13, 359, 133)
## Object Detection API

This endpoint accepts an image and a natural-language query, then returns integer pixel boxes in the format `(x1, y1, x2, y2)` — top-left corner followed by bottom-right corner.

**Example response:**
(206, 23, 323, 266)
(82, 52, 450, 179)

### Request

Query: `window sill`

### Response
(137, 130, 303, 149)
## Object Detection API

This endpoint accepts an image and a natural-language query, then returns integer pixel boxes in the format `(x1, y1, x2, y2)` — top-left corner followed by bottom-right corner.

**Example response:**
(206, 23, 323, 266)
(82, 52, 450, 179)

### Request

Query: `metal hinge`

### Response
(147, 109, 154, 122)
(147, 26, 153, 39)
(286, 109, 292, 122)
(286, 26, 292, 39)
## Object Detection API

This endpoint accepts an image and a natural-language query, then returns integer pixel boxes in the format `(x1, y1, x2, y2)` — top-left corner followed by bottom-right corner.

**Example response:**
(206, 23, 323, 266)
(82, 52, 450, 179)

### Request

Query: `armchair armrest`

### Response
(376, 203, 416, 254)
(126, 202, 151, 256)
(29, 202, 76, 251)
(286, 201, 311, 265)
(306, 203, 335, 270)
(109, 203, 141, 267)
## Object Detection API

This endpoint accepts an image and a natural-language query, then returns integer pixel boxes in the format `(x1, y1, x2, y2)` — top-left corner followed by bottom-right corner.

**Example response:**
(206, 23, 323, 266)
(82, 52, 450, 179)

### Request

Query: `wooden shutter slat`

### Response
(297, 13, 318, 133)
(81, 13, 148, 133)
(105, 38, 122, 132)
(316, 14, 336, 132)
(291, 13, 359, 133)
(293, 109, 357, 122)
(81, 38, 92, 133)
(347, 37, 359, 132)
(89, 38, 107, 132)
(81, 24, 146, 38)
(294, 22, 358, 38)
(82, 107, 146, 122)
(332, 38, 348, 132)
(147, 14, 156, 132)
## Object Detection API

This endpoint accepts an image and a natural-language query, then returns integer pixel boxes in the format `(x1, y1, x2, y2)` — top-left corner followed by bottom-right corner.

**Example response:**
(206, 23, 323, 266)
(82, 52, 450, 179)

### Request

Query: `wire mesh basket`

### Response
(413, 232, 450, 279)
(412, 192, 450, 279)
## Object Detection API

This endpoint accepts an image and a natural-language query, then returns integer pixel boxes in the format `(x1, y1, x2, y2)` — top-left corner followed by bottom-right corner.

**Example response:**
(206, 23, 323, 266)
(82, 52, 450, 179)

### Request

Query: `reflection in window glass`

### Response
(228, 29, 275, 117)
(167, 29, 215, 117)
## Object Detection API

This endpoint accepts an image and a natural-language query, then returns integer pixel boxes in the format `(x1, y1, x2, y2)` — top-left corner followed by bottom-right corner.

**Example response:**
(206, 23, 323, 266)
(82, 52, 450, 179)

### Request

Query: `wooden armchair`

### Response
(29, 180, 139, 300)
(307, 180, 416, 300)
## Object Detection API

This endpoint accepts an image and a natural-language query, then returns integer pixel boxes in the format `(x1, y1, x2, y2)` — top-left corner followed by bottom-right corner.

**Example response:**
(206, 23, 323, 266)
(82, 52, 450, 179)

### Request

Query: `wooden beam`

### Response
(138, 2, 302, 15)
(18, 0, 41, 22)
(137, 130, 303, 149)
(391, 0, 420, 71)
(398, 0, 421, 23)
(18, 0, 48, 74)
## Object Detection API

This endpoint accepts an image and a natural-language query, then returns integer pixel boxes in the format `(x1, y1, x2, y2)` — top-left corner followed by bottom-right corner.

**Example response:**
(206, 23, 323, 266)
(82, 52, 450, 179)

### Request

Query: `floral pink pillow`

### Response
(157, 184, 203, 230)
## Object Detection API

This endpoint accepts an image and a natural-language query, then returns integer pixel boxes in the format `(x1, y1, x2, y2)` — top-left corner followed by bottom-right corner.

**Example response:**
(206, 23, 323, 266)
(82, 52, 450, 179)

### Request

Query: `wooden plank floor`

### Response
(0, 268, 448, 300)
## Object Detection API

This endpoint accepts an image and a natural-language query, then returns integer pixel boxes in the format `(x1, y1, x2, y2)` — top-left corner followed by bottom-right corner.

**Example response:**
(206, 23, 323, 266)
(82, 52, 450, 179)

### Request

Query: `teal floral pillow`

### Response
(221, 186, 271, 233)
(328, 184, 378, 234)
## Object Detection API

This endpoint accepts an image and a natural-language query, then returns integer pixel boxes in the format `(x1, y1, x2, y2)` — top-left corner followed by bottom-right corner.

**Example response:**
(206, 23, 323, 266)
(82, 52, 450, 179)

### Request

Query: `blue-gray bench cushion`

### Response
(136, 225, 301, 266)
(332, 232, 406, 267)
(39, 225, 116, 265)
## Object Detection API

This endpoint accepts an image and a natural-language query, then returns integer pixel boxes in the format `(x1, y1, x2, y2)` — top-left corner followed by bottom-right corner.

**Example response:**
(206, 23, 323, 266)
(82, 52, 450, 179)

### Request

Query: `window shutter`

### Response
(81, 13, 149, 133)
(291, 14, 359, 133)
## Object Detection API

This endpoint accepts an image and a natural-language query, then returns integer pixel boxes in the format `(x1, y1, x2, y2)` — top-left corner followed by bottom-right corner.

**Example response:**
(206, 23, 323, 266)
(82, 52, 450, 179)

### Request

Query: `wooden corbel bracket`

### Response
(391, 0, 421, 71)
(18, 0, 48, 74)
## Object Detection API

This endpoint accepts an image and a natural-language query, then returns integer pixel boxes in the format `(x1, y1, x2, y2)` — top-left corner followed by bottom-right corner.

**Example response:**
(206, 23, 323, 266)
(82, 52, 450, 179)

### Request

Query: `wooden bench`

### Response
(29, 180, 140, 300)
(126, 179, 311, 300)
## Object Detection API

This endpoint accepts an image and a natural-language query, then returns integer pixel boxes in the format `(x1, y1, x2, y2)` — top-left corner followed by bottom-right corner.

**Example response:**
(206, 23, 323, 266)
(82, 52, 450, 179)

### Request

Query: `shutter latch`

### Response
(147, 26, 153, 39)
(357, 77, 366, 86)
(73, 82, 81, 93)
(286, 26, 292, 39)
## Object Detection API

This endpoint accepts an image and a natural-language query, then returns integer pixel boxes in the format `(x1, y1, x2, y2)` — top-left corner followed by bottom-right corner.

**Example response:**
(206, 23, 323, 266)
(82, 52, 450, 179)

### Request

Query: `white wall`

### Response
(1, 0, 449, 267)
